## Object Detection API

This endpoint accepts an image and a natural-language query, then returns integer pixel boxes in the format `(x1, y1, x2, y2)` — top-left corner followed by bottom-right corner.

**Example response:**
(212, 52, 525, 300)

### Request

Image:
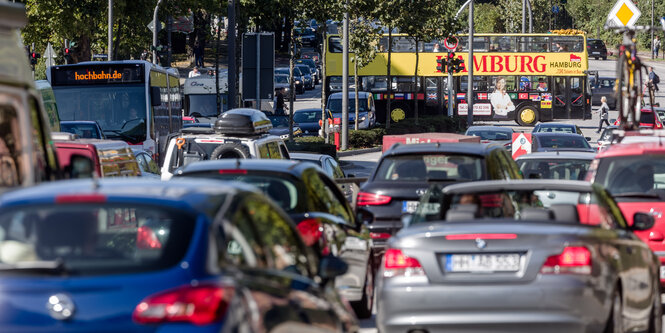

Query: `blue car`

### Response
(0, 179, 357, 332)
(294, 108, 323, 136)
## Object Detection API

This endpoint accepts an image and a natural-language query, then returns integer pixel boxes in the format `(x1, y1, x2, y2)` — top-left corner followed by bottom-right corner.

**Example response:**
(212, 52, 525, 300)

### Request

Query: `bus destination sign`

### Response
(50, 64, 145, 86)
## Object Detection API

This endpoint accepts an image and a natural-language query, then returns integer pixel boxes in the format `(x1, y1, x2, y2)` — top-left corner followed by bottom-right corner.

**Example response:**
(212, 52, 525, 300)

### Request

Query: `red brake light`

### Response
(296, 218, 322, 247)
(384, 248, 422, 269)
(370, 232, 392, 240)
(445, 233, 517, 240)
(357, 192, 391, 206)
(541, 246, 591, 275)
(133, 285, 233, 325)
(55, 194, 107, 204)
(137, 226, 162, 249)
(218, 169, 247, 174)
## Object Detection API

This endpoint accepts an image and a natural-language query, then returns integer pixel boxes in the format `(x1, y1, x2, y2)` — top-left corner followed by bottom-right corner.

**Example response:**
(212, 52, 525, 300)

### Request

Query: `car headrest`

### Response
(445, 210, 476, 221)
(549, 204, 580, 223)
(520, 207, 554, 221)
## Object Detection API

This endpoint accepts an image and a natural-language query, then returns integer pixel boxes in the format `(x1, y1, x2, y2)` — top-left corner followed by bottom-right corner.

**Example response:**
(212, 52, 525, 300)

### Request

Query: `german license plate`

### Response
(592, 52, 600, 54)
(402, 201, 440, 214)
(660, 266, 665, 280)
(445, 254, 521, 273)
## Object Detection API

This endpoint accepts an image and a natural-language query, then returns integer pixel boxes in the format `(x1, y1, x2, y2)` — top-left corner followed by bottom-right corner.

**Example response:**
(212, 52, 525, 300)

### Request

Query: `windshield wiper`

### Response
(0, 259, 72, 275)
(103, 129, 138, 143)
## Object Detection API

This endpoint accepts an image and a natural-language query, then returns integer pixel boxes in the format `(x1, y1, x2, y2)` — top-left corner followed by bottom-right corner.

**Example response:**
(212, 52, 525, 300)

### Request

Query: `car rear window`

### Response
(588, 40, 605, 47)
(466, 129, 511, 140)
(168, 140, 251, 172)
(594, 155, 665, 196)
(640, 111, 655, 124)
(537, 135, 591, 149)
(375, 154, 485, 182)
(517, 159, 591, 180)
(0, 204, 196, 276)
(294, 110, 321, 123)
(535, 126, 575, 133)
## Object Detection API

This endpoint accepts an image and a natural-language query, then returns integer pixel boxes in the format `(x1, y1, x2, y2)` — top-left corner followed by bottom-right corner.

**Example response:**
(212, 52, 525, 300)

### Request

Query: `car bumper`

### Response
(377, 276, 608, 333)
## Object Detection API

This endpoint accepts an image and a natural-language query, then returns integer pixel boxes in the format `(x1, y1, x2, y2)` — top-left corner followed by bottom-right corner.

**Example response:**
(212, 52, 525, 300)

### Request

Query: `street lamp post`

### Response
(108, 0, 113, 61)
(341, 0, 349, 150)
(152, 0, 163, 65)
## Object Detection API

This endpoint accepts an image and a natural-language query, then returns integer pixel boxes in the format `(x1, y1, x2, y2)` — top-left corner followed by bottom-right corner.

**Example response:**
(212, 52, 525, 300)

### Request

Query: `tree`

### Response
(349, 19, 380, 130)
(374, 0, 403, 129)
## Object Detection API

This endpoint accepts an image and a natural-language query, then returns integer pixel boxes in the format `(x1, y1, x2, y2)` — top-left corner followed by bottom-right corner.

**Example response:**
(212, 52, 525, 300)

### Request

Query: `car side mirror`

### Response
(357, 209, 374, 225)
(150, 86, 161, 106)
(585, 137, 592, 141)
(318, 255, 348, 279)
(631, 212, 655, 231)
(68, 154, 95, 179)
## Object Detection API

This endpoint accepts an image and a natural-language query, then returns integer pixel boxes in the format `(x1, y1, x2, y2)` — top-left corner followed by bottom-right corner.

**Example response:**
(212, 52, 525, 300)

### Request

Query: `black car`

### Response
(174, 159, 375, 319)
(531, 132, 595, 153)
(357, 142, 523, 268)
(294, 108, 323, 136)
(590, 76, 617, 109)
(275, 67, 306, 94)
(587, 38, 608, 60)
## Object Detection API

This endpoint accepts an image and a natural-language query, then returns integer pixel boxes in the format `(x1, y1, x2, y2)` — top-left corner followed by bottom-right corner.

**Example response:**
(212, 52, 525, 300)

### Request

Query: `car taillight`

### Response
(55, 194, 107, 203)
(540, 246, 591, 275)
(133, 284, 233, 325)
(137, 226, 162, 249)
(370, 232, 392, 240)
(218, 169, 247, 174)
(296, 218, 322, 247)
(357, 192, 391, 206)
(383, 248, 425, 278)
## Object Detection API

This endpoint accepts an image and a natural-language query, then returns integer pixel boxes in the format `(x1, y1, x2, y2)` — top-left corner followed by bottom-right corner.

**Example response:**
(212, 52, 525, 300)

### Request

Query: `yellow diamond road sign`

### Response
(607, 0, 641, 27)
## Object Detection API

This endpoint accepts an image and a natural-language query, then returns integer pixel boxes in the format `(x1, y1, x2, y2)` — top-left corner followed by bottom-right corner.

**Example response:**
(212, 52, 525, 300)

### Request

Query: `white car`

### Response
(161, 109, 290, 180)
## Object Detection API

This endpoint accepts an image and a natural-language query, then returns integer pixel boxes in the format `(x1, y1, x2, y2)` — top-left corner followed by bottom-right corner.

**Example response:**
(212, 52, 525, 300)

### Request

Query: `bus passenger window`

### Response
(554, 78, 565, 106)
(536, 77, 548, 91)
(329, 37, 343, 53)
(571, 78, 583, 105)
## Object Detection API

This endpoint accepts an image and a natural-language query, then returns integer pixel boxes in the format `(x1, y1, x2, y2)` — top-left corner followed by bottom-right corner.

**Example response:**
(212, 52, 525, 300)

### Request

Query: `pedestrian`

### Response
(648, 66, 660, 92)
(275, 87, 288, 115)
(432, 43, 441, 52)
(596, 96, 610, 133)
(188, 66, 201, 78)
(140, 49, 148, 61)
(193, 42, 204, 68)
(653, 36, 661, 58)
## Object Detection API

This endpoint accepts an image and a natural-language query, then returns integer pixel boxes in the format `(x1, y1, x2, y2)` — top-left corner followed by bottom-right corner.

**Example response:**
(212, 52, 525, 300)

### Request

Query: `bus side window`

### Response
(554, 77, 566, 106)
(570, 78, 583, 105)
(329, 37, 343, 53)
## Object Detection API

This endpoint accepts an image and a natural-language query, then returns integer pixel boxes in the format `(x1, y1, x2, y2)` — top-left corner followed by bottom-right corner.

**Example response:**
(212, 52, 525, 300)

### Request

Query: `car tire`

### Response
(351, 259, 374, 319)
(210, 143, 250, 159)
(595, 57, 599, 60)
(516, 105, 539, 126)
(648, 282, 662, 333)
(605, 289, 623, 333)
(603, 56, 608, 60)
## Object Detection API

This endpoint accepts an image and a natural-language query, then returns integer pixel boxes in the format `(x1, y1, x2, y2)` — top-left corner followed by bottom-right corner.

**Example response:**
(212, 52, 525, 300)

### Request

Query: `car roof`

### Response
(466, 126, 514, 132)
(295, 108, 321, 112)
(289, 152, 326, 161)
(596, 141, 665, 158)
(384, 142, 500, 156)
(60, 120, 99, 125)
(0, 178, 254, 216)
(329, 91, 371, 98)
(442, 179, 594, 194)
(535, 122, 576, 128)
(176, 159, 320, 177)
(532, 132, 583, 137)
(515, 151, 597, 160)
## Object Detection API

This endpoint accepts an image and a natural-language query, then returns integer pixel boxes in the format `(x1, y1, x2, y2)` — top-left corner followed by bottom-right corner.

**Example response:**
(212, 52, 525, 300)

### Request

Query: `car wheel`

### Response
(605, 290, 623, 333)
(516, 105, 539, 126)
(595, 57, 599, 60)
(210, 143, 251, 159)
(350, 260, 374, 319)
(603, 56, 608, 60)
(648, 282, 662, 333)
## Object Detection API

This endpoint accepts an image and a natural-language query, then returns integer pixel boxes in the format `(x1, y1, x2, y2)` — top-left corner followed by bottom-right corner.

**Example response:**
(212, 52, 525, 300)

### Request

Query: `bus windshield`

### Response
(53, 84, 146, 143)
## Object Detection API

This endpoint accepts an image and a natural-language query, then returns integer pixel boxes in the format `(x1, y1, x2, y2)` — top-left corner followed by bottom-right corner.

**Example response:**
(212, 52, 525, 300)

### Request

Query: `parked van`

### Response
(35, 80, 60, 132)
(0, 2, 63, 190)
(53, 133, 141, 178)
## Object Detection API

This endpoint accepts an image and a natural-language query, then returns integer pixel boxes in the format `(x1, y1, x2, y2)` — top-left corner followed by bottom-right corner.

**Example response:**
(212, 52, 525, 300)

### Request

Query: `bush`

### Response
(294, 136, 325, 144)
(349, 128, 385, 148)
(386, 115, 467, 135)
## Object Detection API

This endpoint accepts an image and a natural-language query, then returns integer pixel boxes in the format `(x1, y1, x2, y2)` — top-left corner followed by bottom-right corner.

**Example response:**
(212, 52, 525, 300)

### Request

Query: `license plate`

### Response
(402, 201, 439, 214)
(592, 52, 600, 54)
(660, 266, 665, 280)
(445, 254, 522, 273)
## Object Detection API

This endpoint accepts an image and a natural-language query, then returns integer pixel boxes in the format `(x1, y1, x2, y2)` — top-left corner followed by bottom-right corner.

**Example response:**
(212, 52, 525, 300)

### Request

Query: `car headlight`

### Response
(296, 80, 301, 84)
(359, 116, 367, 121)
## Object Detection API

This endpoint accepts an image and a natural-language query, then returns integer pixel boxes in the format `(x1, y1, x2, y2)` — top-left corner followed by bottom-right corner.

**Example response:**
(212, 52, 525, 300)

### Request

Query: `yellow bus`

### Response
(325, 32, 592, 126)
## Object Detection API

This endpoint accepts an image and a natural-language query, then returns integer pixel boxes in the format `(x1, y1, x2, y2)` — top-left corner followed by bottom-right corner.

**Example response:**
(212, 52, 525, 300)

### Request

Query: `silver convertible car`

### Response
(376, 180, 661, 333)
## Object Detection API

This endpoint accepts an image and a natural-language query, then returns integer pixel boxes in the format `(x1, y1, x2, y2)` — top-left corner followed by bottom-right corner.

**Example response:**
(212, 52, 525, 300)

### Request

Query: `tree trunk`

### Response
(283, 20, 293, 52)
(321, 23, 327, 139)
(354, 60, 359, 131)
(386, 28, 392, 129)
(413, 36, 419, 125)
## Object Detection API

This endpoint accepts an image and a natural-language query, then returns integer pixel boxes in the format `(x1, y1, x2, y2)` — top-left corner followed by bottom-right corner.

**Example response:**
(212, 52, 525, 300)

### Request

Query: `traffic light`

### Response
(30, 52, 40, 65)
(64, 47, 72, 63)
(436, 56, 444, 73)
(446, 52, 465, 74)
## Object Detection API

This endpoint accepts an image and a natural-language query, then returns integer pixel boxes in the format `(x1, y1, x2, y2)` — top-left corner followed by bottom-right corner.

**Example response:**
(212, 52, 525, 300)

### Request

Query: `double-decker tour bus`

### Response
(325, 31, 591, 126)
(47, 60, 182, 159)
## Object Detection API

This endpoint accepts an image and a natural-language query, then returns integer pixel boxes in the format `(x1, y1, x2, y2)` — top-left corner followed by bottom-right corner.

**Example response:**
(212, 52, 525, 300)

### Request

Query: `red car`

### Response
(612, 108, 664, 129)
(586, 141, 665, 286)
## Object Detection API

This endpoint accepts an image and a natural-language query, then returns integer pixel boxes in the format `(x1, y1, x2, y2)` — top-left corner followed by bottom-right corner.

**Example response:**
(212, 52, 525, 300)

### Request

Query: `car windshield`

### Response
(412, 185, 622, 229)
(328, 98, 368, 113)
(296, 66, 311, 74)
(183, 172, 302, 213)
(536, 135, 591, 149)
(53, 84, 146, 143)
(640, 111, 655, 124)
(466, 129, 511, 140)
(294, 110, 321, 123)
(374, 154, 485, 182)
(275, 76, 289, 84)
(535, 125, 575, 133)
(268, 115, 289, 128)
(60, 123, 103, 139)
(594, 155, 665, 197)
(0, 204, 196, 276)
(185, 94, 219, 117)
(517, 159, 591, 180)
(600, 128, 615, 141)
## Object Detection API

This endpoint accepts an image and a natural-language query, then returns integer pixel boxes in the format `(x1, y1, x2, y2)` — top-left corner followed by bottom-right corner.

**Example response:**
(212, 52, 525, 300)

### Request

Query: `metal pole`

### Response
(651, 0, 654, 59)
(522, 0, 526, 34)
(167, 15, 172, 66)
(527, 0, 533, 33)
(152, 0, 162, 65)
(227, 0, 236, 109)
(256, 34, 261, 109)
(64, 38, 69, 64)
(447, 72, 454, 116)
(108, 0, 113, 61)
(341, 0, 349, 150)
(467, 0, 474, 126)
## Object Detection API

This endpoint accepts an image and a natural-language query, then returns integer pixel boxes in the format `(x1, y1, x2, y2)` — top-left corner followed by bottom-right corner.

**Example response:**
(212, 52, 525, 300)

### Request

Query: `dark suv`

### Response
(357, 142, 522, 267)
(587, 38, 608, 60)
